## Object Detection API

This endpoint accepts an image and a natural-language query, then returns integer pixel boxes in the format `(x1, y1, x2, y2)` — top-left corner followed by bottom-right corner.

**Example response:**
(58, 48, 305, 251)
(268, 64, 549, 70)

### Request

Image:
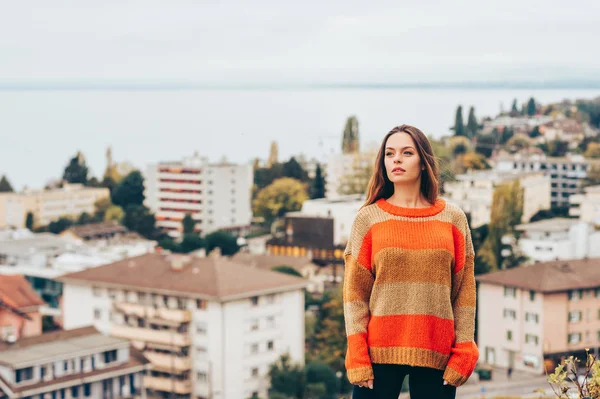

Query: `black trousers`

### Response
(352, 364, 457, 399)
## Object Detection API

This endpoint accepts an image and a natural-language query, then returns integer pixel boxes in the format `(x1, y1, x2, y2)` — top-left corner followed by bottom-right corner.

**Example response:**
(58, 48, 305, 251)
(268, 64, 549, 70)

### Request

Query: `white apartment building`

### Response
(515, 218, 600, 263)
(144, 154, 253, 238)
(0, 184, 109, 229)
(59, 251, 307, 399)
(444, 170, 551, 228)
(569, 185, 600, 222)
(477, 258, 600, 375)
(0, 326, 150, 399)
(493, 152, 600, 208)
(299, 194, 364, 246)
(325, 151, 376, 199)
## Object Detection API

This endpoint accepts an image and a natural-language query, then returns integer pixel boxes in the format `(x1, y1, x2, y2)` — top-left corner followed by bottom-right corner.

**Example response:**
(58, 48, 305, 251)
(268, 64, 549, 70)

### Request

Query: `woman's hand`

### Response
(443, 380, 449, 385)
(356, 379, 374, 389)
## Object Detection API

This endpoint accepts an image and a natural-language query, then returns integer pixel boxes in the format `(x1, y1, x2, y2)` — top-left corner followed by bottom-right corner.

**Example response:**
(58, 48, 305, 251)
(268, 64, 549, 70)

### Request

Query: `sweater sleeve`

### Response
(443, 211, 479, 387)
(343, 212, 375, 384)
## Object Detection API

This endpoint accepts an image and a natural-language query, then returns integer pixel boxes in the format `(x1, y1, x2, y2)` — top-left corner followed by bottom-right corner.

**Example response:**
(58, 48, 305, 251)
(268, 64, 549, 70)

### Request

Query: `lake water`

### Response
(0, 87, 598, 189)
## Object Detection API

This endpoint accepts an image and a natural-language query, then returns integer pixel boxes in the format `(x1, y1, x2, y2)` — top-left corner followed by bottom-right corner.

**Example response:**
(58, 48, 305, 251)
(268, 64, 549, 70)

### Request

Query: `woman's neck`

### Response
(387, 183, 430, 208)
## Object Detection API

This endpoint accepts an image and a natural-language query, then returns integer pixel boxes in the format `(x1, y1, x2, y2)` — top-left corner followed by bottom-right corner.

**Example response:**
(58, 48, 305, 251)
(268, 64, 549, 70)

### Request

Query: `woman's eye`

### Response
(385, 152, 393, 156)
(404, 152, 413, 155)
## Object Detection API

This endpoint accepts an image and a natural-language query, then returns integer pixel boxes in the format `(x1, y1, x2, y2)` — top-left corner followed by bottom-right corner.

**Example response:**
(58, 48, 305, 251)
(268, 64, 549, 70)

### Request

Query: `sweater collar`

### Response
(376, 197, 446, 217)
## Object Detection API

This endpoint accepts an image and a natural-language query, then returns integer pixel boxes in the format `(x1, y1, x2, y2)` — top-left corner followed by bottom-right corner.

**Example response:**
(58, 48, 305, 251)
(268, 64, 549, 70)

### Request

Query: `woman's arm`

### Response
(343, 212, 375, 384)
(443, 211, 479, 386)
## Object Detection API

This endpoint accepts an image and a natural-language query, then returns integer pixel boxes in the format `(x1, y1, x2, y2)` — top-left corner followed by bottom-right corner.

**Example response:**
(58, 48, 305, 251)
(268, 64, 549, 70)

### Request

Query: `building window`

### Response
(250, 319, 259, 331)
(198, 372, 208, 382)
(503, 309, 517, 320)
(250, 296, 259, 307)
(15, 367, 33, 383)
(251, 343, 259, 354)
(266, 294, 275, 304)
(529, 291, 536, 301)
(60, 389, 66, 399)
(267, 316, 276, 329)
(196, 299, 207, 310)
(104, 349, 118, 364)
(569, 311, 583, 323)
(196, 323, 207, 335)
(525, 312, 539, 323)
(71, 386, 79, 398)
(568, 333, 582, 345)
(569, 290, 583, 301)
(64, 361, 68, 371)
(525, 334, 539, 345)
(251, 368, 259, 377)
(267, 341, 274, 351)
(507, 330, 512, 341)
(504, 287, 516, 298)
(196, 346, 207, 357)
(92, 287, 102, 297)
(94, 309, 102, 320)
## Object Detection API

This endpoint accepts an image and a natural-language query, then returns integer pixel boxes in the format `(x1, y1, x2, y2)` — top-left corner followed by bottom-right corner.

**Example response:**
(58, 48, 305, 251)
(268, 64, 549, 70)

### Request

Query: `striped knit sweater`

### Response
(343, 197, 479, 387)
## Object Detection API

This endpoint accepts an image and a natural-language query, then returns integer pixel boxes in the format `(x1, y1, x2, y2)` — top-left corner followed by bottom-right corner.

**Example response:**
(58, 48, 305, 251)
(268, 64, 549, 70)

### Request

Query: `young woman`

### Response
(343, 125, 478, 399)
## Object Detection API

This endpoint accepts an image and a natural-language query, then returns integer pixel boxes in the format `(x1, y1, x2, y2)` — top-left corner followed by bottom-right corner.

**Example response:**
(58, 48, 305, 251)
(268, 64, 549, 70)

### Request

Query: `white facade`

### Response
(0, 184, 110, 229)
(325, 151, 376, 199)
(493, 152, 599, 208)
(570, 185, 600, 222)
(477, 284, 545, 374)
(61, 283, 305, 399)
(299, 195, 364, 246)
(444, 170, 551, 228)
(516, 219, 600, 263)
(144, 154, 253, 237)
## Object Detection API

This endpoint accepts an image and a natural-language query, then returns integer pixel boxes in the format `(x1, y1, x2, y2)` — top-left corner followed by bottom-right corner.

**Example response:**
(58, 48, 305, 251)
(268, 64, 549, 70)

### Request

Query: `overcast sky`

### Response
(1, 0, 598, 84)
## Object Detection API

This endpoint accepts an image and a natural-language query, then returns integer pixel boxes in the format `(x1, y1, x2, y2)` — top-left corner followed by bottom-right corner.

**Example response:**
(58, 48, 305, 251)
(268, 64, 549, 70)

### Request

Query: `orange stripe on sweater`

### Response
(370, 220, 455, 261)
(357, 229, 373, 272)
(446, 341, 479, 376)
(367, 314, 454, 355)
(452, 224, 466, 273)
(346, 333, 372, 370)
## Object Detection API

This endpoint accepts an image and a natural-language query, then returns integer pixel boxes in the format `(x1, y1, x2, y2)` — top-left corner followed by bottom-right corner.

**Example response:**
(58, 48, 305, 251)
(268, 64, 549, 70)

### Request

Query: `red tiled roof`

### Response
(0, 275, 45, 310)
(58, 252, 307, 300)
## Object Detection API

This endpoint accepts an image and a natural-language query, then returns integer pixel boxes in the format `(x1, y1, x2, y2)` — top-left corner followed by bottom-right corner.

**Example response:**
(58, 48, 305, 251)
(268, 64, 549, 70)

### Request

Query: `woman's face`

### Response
(384, 132, 423, 184)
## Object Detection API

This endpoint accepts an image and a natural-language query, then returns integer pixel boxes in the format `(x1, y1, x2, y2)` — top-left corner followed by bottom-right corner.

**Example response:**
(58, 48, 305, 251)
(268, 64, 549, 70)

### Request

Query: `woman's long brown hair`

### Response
(363, 124, 440, 207)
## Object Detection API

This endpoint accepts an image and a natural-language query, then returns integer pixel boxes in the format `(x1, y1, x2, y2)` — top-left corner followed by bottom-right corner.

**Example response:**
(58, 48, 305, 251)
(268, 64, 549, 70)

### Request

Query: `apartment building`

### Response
(477, 257, 600, 374)
(569, 185, 600, 222)
(144, 154, 253, 238)
(515, 218, 600, 262)
(493, 151, 600, 208)
(59, 251, 307, 399)
(325, 151, 376, 199)
(0, 275, 45, 340)
(443, 170, 551, 228)
(0, 326, 150, 399)
(0, 184, 109, 229)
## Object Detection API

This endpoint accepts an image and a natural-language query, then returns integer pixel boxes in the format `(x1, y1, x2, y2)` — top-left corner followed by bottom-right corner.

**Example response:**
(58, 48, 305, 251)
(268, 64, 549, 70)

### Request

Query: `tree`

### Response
(254, 163, 284, 193)
(0, 175, 14, 192)
(454, 106, 465, 136)
(104, 205, 125, 223)
(449, 136, 471, 156)
(499, 127, 514, 145)
(63, 152, 89, 185)
(253, 178, 309, 224)
(205, 230, 240, 256)
(461, 153, 489, 171)
(585, 142, 600, 158)
(48, 217, 74, 234)
(25, 212, 34, 230)
(272, 265, 303, 277)
(77, 212, 94, 225)
(341, 116, 359, 154)
(268, 354, 305, 399)
(510, 99, 519, 116)
(282, 157, 309, 182)
(475, 133, 497, 158)
(466, 106, 478, 138)
(112, 171, 145, 208)
(122, 205, 157, 239)
(584, 164, 600, 188)
(527, 97, 537, 116)
(304, 363, 340, 399)
(310, 163, 326, 199)
(548, 140, 569, 157)
(506, 134, 533, 153)
(182, 213, 196, 235)
(530, 125, 541, 138)
(179, 234, 205, 254)
(307, 289, 346, 373)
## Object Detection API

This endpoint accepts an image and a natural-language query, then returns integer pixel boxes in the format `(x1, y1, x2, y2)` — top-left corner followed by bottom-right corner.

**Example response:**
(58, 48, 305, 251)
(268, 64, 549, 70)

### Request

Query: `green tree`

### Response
(0, 175, 14, 192)
(63, 152, 89, 185)
(112, 171, 145, 208)
(510, 99, 519, 116)
(506, 134, 533, 153)
(466, 106, 478, 138)
(454, 105, 465, 136)
(461, 153, 489, 170)
(499, 127, 514, 145)
(310, 163, 326, 199)
(268, 354, 305, 399)
(272, 265, 303, 277)
(585, 142, 600, 158)
(475, 133, 497, 158)
(254, 163, 284, 194)
(179, 234, 205, 254)
(123, 205, 157, 239)
(548, 140, 569, 157)
(205, 230, 240, 256)
(530, 125, 541, 138)
(94, 197, 112, 220)
(48, 217, 74, 234)
(104, 205, 125, 223)
(527, 97, 537, 116)
(25, 212, 34, 230)
(341, 116, 360, 154)
(305, 363, 339, 399)
(282, 157, 309, 182)
(307, 288, 346, 373)
(182, 213, 196, 235)
(253, 178, 308, 224)
(449, 136, 471, 156)
(478, 180, 524, 271)
(77, 212, 94, 225)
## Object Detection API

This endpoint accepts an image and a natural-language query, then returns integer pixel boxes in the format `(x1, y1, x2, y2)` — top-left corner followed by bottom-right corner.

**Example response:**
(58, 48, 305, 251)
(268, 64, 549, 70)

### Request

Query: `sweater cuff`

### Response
(443, 341, 479, 386)
(443, 367, 469, 387)
(346, 366, 374, 385)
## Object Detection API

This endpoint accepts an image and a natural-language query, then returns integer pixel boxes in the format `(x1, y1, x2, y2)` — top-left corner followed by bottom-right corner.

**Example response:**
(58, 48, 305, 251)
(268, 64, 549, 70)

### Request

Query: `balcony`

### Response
(111, 324, 191, 347)
(144, 375, 192, 395)
(114, 302, 191, 323)
(143, 352, 192, 373)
